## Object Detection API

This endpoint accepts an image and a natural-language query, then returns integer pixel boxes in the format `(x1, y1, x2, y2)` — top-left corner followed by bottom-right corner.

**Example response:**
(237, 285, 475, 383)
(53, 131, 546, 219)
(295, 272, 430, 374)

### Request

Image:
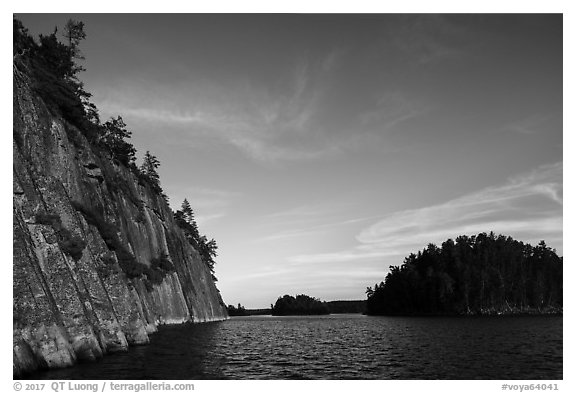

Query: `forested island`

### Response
(366, 233, 563, 316)
(271, 294, 330, 315)
(226, 304, 271, 316)
(228, 299, 366, 316)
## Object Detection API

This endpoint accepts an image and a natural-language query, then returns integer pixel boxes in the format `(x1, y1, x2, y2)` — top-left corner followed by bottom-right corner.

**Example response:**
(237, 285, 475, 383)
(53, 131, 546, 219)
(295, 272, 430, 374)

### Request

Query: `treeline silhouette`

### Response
(272, 294, 329, 316)
(366, 232, 562, 316)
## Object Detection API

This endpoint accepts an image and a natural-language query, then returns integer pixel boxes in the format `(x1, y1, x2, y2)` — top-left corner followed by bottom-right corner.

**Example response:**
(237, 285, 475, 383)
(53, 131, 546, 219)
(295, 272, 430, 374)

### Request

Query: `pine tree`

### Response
(181, 199, 193, 223)
(63, 20, 86, 64)
(198, 236, 218, 273)
(140, 151, 161, 185)
(100, 116, 136, 165)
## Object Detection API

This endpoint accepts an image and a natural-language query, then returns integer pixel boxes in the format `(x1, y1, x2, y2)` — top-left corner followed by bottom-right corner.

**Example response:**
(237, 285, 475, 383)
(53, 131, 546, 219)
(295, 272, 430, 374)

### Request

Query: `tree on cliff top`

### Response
(13, 17, 100, 137)
(174, 198, 218, 278)
(13, 19, 34, 58)
(63, 19, 86, 63)
(181, 199, 194, 222)
(100, 116, 136, 166)
(198, 236, 218, 273)
(13, 18, 149, 181)
(174, 198, 200, 240)
(140, 150, 161, 183)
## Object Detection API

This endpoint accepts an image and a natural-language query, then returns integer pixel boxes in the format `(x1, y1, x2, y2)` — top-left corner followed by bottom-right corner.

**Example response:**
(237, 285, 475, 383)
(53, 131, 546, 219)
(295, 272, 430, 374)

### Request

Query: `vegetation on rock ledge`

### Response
(34, 212, 86, 261)
(174, 199, 218, 280)
(14, 17, 221, 283)
(71, 201, 173, 288)
(13, 18, 166, 198)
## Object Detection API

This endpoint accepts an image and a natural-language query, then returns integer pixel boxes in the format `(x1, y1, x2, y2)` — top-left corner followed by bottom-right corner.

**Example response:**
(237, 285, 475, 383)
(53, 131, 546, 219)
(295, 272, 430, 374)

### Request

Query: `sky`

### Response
(16, 14, 563, 308)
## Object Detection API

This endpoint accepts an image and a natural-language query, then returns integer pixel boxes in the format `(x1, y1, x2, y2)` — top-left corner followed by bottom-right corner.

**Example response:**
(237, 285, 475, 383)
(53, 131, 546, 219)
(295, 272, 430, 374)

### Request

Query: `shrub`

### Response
(58, 228, 86, 261)
(135, 210, 146, 223)
(145, 268, 164, 286)
(151, 254, 174, 272)
(144, 254, 175, 289)
(116, 248, 144, 279)
(71, 201, 120, 249)
(35, 212, 62, 226)
(143, 279, 154, 292)
(101, 253, 116, 266)
(35, 211, 86, 261)
(97, 253, 119, 279)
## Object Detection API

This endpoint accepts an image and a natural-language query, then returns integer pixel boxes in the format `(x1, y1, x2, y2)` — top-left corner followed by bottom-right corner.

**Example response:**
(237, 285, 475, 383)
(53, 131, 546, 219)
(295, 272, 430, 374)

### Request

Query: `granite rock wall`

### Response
(13, 71, 228, 377)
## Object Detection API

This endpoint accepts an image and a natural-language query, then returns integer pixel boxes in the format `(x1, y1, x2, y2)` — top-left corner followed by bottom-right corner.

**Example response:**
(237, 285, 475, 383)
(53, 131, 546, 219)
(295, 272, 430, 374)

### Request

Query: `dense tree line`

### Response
(174, 199, 219, 280)
(366, 233, 563, 315)
(271, 294, 330, 316)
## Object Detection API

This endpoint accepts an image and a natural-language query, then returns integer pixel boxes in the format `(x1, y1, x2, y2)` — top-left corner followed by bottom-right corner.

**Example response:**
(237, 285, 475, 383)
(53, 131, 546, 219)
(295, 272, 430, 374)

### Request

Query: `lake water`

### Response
(26, 314, 562, 380)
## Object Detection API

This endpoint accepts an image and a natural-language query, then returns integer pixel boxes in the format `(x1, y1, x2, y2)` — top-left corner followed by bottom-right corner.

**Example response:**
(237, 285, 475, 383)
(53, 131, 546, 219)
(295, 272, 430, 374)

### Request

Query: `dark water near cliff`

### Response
(28, 314, 562, 380)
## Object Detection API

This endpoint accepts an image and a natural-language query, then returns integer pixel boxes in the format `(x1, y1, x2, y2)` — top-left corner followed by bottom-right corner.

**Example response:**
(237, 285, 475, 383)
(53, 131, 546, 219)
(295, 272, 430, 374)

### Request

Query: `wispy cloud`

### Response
(169, 187, 241, 226)
(224, 268, 294, 283)
(502, 113, 560, 136)
(357, 92, 426, 130)
(387, 15, 469, 65)
(94, 48, 421, 164)
(195, 212, 227, 226)
(96, 56, 338, 163)
(257, 217, 371, 242)
(288, 162, 563, 265)
(253, 201, 372, 242)
(263, 204, 346, 220)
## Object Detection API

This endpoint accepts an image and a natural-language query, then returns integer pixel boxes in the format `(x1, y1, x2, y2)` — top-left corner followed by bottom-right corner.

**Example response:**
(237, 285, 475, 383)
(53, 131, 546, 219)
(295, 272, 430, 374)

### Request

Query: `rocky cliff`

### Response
(13, 70, 228, 377)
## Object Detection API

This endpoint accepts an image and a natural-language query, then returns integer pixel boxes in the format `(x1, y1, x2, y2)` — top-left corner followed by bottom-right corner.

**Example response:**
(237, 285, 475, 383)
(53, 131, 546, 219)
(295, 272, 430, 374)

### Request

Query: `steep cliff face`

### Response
(13, 71, 228, 377)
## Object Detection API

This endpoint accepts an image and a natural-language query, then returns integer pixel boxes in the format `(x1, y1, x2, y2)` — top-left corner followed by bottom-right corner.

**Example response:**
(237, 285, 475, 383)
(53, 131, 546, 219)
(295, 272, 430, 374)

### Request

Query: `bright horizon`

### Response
(17, 14, 563, 309)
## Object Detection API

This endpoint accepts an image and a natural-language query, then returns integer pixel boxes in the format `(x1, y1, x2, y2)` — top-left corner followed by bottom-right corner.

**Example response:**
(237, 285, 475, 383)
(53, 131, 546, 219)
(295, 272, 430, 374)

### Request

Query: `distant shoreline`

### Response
(365, 307, 563, 317)
(228, 307, 563, 318)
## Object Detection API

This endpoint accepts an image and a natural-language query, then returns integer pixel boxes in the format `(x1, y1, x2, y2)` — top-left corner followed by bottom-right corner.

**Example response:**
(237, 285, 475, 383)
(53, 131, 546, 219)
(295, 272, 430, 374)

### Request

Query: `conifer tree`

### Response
(63, 20, 86, 70)
(181, 199, 193, 223)
(100, 116, 136, 165)
(365, 233, 563, 316)
(140, 151, 161, 185)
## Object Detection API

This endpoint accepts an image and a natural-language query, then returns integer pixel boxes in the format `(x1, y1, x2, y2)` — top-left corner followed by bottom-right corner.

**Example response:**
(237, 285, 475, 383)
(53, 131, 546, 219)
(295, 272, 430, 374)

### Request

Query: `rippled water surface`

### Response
(29, 314, 562, 379)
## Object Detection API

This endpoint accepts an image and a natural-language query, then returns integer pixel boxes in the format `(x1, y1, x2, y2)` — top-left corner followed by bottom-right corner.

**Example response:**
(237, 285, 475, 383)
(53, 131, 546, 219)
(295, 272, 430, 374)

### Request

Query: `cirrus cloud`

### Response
(288, 162, 563, 266)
